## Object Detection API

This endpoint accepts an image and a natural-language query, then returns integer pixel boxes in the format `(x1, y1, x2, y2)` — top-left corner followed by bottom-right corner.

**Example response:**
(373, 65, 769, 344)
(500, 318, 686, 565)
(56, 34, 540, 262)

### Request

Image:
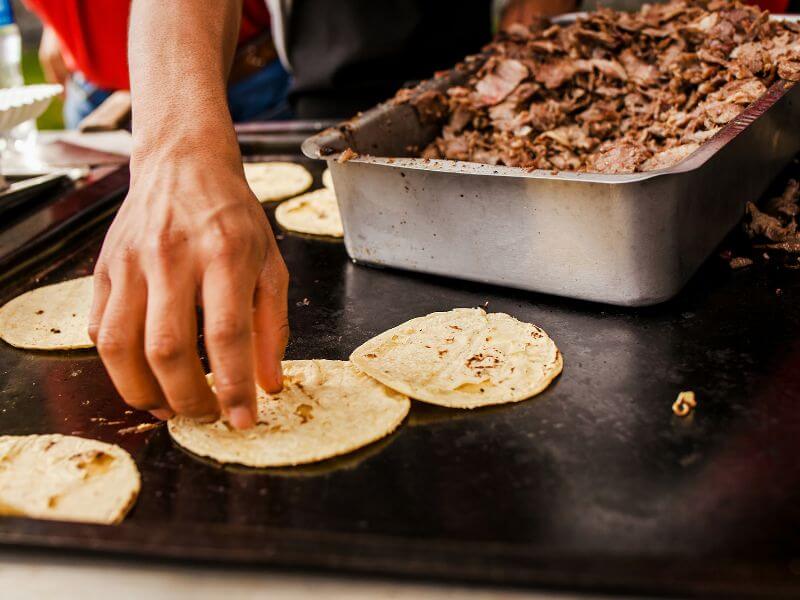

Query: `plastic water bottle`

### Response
(0, 0, 36, 152)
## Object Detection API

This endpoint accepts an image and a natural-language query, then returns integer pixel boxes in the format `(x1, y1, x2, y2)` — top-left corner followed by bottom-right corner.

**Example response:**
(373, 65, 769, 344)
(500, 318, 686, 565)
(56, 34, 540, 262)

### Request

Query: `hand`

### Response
(39, 26, 70, 87)
(89, 143, 289, 429)
(500, 0, 578, 29)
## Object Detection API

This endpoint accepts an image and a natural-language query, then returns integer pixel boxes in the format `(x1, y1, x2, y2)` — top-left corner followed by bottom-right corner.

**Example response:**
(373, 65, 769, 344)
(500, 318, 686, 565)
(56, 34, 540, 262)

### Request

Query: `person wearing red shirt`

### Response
(24, 0, 290, 127)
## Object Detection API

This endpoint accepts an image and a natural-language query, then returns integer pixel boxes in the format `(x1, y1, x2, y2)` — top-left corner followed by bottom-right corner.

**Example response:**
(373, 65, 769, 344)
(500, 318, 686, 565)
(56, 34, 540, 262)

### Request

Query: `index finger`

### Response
(201, 260, 258, 430)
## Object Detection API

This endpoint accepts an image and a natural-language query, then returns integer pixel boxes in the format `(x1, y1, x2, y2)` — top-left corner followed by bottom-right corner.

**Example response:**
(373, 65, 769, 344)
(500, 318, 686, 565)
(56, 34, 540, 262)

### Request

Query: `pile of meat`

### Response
(413, 0, 800, 173)
(723, 172, 800, 269)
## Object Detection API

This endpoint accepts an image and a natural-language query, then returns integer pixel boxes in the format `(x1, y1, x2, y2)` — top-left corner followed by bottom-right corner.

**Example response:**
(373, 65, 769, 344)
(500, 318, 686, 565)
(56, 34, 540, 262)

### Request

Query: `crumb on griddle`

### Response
(729, 257, 754, 269)
(672, 391, 697, 417)
(117, 422, 163, 435)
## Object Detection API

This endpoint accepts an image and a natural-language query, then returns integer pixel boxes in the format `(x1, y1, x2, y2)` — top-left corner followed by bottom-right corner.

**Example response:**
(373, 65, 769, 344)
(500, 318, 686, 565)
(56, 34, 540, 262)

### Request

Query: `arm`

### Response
(39, 25, 69, 87)
(89, 0, 289, 429)
(499, 0, 578, 29)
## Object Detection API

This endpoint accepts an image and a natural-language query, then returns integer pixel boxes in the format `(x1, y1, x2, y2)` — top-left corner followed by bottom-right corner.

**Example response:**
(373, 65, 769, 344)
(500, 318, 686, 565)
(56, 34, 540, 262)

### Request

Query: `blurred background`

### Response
(13, 0, 62, 129)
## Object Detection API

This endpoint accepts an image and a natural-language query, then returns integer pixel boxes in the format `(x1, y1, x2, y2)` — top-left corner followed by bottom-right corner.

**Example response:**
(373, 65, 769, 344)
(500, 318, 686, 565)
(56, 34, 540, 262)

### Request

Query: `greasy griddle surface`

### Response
(1, 159, 800, 597)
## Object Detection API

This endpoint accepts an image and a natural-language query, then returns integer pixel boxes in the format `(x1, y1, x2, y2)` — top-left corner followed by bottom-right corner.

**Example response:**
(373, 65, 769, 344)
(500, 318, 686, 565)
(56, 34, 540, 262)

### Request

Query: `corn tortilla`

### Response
(350, 308, 563, 409)
(322, 168, 334, 191)
(0, 276, 94, 350)
(168, 360, 410, 467)
(0, 434, 140, 525)
(243, 161, 313, 203)
(275, 188, 343, 237)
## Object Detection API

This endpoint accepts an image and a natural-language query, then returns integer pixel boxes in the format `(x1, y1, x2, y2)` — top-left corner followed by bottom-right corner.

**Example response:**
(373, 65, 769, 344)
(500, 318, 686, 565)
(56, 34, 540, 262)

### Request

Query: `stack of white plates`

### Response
(0, 84, 62, 132)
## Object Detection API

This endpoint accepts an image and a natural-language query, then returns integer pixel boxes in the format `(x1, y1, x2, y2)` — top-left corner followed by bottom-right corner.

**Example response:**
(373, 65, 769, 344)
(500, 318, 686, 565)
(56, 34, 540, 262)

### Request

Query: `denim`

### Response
(64, 72, 112, 129)
(63, 58, 292, 129)
(227, 57, 293, 121)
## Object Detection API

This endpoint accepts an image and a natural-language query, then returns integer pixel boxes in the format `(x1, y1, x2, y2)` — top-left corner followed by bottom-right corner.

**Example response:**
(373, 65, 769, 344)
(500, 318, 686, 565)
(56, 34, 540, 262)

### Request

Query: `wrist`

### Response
(131, 119, 242, 174)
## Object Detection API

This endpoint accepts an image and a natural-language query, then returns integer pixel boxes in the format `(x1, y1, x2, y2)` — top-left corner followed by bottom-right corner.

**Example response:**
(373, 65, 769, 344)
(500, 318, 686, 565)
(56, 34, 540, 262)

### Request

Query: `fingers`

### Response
(144, 265, 218, 421)
(253, 254, 289, 394)
(202, 259, 258, 429)
(94, 262, 168, 413)
(88, 269, 111, 344)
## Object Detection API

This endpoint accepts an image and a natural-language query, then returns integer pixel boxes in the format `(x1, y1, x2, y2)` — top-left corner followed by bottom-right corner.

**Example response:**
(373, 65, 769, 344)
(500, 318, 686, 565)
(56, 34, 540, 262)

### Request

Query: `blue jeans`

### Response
(64, 59, 292, 129)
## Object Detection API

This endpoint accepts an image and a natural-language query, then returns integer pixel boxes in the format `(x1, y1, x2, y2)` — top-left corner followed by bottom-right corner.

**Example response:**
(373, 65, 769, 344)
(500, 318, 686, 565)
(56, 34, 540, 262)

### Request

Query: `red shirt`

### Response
(757, 0, 791, 12)
(23, 0, 271, 91)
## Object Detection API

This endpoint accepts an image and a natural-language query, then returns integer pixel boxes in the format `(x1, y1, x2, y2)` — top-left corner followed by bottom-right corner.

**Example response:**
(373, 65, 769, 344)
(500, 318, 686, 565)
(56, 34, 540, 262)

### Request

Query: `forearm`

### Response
(128, 0, 243, 168)
(533, 0, 577, 16)
(500, 0, 578, 28)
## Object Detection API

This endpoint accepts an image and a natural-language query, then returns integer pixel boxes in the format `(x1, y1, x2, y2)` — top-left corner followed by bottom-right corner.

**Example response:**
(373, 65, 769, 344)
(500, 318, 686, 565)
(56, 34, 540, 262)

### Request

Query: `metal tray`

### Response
(303, 17, 800, 306)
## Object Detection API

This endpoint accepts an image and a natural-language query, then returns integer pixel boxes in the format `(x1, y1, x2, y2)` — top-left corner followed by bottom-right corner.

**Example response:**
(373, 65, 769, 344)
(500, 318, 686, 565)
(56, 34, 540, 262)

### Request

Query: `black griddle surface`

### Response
(1, 158, 800, 598)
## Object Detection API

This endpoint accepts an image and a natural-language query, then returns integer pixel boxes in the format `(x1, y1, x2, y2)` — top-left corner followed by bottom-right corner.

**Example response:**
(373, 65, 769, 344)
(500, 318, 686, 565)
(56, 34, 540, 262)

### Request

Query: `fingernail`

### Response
(229, 406, 255, 430)
(150, 408, 175, 421)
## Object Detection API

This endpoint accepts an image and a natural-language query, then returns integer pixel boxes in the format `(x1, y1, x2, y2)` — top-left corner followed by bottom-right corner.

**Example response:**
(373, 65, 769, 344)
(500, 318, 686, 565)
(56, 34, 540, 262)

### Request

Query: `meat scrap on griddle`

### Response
(411, 0, 800, 174)
(722, 174, 800, 269)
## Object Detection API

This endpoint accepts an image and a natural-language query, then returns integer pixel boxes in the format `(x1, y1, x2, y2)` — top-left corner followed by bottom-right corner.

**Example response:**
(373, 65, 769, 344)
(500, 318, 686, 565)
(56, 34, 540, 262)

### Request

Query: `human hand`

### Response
(500, 0, 578, 30)
(39, 26, 70, 88)
(89, 142, 289, 429)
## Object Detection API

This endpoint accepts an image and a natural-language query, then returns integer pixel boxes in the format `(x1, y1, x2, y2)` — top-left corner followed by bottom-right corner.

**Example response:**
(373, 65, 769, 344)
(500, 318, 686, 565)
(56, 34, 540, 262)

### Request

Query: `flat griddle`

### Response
(1, 141, 800, 598)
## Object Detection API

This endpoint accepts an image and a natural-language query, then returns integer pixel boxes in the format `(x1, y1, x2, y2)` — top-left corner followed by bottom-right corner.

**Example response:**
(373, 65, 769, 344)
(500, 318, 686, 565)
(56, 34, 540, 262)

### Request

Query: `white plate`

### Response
(0, 84, 62, 132)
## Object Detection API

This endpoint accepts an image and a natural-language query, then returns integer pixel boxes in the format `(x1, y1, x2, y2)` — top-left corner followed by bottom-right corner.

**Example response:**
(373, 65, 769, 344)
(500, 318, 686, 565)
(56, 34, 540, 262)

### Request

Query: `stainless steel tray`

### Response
(303, 17, 800, 307)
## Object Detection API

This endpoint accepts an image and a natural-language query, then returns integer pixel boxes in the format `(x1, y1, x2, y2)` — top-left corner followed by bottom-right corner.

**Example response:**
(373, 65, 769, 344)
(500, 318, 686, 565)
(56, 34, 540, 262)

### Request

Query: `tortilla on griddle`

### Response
(243, 161, 313, 203)
(350, 308, 562, 409)
(168, 360, 410, 467)
(322, 168, 334, 191)
(0, 276, 94, 350)
(0, 434, 140, 525)
(274, 188, 343, 237)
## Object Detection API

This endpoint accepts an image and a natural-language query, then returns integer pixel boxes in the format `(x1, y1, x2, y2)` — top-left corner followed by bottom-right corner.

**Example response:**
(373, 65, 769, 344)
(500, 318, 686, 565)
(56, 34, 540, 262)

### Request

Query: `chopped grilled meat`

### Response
(475, 58, 529, 106)
(588, 140, 651, 173)
(533, 59, 577, 90)
(764, 179, 800, 218)
(411, 91, 448, 125)
(720, 172, 800, 270)
(619, 49, 660, 86)
(777, 54, 800, 82)
(407, 0, 800, 173)
(729, 256, 754, 269)
(743, 201, 798, 241)
(640, 143, 700, 171)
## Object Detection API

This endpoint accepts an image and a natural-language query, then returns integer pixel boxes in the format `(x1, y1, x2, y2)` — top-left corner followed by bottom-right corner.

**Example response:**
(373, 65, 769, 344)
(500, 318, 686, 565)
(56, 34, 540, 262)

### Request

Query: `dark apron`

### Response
(285, 0, 492, 118)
